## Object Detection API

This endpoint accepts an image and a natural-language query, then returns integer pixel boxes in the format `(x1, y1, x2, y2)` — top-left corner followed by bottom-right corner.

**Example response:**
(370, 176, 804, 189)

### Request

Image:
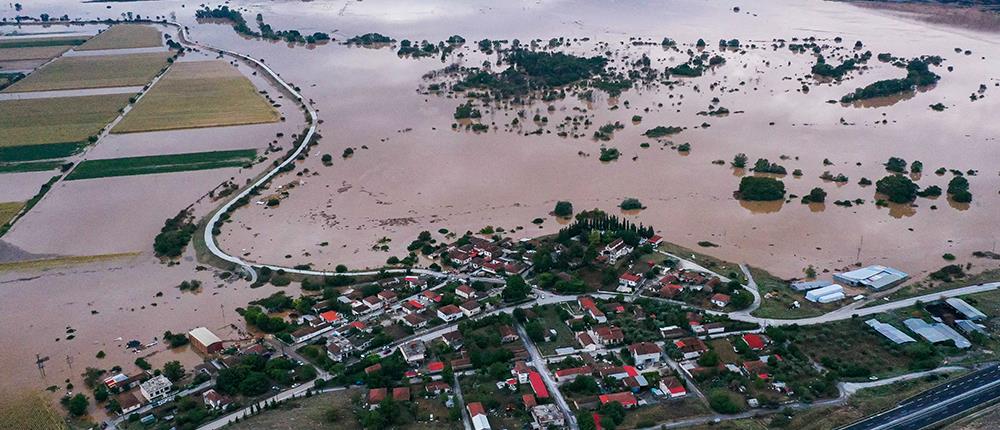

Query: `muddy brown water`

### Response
(1, 0, 999, 406)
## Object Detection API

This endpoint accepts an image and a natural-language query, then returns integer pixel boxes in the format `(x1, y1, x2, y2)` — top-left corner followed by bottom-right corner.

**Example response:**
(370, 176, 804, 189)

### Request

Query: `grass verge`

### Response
(66, 149, 257, 180)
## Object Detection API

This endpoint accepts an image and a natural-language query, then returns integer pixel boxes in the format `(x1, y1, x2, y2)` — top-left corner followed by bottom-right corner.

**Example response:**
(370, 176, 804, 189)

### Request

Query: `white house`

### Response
(627, 342, 662, 366)
(456, 285, 476, 300)
(437, 304, 463, 322)
(460, 300, 482, 317)
(603, 239, 633, 263)
(468, 402, 491, 430)
(139, 375, 172, 403)
(618, 273, 641, 292)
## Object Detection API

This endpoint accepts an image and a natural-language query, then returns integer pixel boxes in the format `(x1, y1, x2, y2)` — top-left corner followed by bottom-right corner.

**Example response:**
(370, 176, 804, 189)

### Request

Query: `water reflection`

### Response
(739, 199, 784, 214)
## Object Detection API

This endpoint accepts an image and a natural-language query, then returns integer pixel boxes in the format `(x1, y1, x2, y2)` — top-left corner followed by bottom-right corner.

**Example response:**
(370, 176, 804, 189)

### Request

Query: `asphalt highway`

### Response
(841, 364, 1000, 430)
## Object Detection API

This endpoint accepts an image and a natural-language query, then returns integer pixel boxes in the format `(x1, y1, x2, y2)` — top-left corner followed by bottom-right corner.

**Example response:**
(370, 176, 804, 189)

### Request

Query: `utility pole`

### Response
(855, 235, 864, 263)
(66, 355, 73, 370)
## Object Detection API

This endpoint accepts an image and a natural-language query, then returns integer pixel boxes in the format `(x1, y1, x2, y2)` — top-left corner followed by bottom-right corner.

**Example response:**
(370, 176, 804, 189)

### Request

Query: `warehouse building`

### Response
(188, 327, 224, 355)
(805, 284, 845, 303)
(834, 265, 908, 290)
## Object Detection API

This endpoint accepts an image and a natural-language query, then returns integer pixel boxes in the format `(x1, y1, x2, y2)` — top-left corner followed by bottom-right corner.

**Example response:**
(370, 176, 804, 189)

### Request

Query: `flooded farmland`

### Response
(1, 0, 1000, 403)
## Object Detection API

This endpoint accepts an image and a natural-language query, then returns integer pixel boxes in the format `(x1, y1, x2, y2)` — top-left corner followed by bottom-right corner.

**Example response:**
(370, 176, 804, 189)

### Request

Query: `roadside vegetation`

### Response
(66, 149, 257, 180)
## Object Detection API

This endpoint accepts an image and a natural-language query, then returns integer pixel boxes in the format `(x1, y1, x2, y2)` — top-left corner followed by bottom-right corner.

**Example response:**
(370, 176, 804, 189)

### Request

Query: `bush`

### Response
(875, 174, 918, 203)
(619, 198, 643, 210)
(737, 176, 785, 201)
(554, 201, 573, 217)
(802, 187, 827, 204)
(708, 390, 742, 414)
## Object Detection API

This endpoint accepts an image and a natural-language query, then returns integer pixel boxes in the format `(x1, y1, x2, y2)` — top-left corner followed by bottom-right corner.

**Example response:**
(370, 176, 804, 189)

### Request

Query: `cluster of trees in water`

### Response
(196, 6, 330, 44)
(841, 57, 941, 103)
(454, 49, 609, 98)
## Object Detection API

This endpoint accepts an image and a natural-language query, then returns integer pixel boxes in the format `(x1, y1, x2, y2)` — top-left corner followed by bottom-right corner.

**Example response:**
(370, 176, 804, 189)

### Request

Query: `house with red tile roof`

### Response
(437, 304, 463, 322)
(646, 235, 663, 246)
(674, 337, 708, 359)
(743, 360, 770, 379)
(403, 312, 429, 329)
(368, 388, 387, 408)
(365, 363, 382, 374)
(627, 342, 662, 366)
(599, 392, 638, 408)
(318, 311, 340, 323)
(528, 372, 549, 399)
(467, 402, 491, 430)
(554, 366, 593, 383)
(377, 290, 398, 302)
(659, 377, 687, 398)
(427, 361, 446, 374)
(742, 333, 766, 350)
(460, 300, 482, 317)
(402, 299, 425, 314)
(499, 325, 519, 343)
(392, 387, 410, 401)
(591, 326, 625, 346)
(456, 284, 476, 299)
(576, 332, 598, 351)
(711, 293, 731, 308)
(578, 296, 608, 323)
(618, 272, 642, 291)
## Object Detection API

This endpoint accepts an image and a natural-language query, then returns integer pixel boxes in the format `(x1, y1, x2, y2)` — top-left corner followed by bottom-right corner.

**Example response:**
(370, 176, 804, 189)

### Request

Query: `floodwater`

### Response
(1, 0, 1000, 401)
(5, 1, 997, 278)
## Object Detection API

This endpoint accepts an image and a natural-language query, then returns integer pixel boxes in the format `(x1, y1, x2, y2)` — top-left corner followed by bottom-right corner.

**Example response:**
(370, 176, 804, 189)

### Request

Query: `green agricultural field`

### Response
(66, 149, 257, 180)
(76, 24, 162, 50)
(113, 60, 279, 133)
(0, 160, 64, 173)
(0, 142, 88, 162)
(0, 93, 131, 148)
(0, 36, 88, 49)
(0, 45, 72, 62)
(3, 52, 170, 92)
(0, 202, 25, 227)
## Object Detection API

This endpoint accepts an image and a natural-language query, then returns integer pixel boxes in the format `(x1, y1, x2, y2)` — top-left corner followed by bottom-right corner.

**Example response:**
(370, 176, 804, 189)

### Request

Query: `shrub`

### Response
(737, 176, 785, 201)
(554, 201, 573, 217)
(875, 174, 918, 203)
(620, 198, 643, 210)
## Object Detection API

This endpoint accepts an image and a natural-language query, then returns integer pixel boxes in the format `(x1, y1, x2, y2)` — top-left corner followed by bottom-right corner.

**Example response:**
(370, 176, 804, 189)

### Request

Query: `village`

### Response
(81, 211, 1000, 430)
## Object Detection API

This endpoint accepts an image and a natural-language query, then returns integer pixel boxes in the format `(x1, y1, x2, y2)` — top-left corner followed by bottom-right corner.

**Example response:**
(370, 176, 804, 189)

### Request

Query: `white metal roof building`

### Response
(865, 319, 916, 344)
(903, 318, 971, 348)
(790, 280, 833, 292)
(833, 265, 908, 290)
(805, 284, 844, 303)
(945, 298, 987, 321)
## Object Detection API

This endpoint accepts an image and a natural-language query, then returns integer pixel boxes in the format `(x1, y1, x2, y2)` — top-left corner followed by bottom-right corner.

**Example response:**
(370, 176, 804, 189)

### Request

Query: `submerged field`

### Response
(0, 93, 131, 148)
(2, 51, 170, 92)
(113, 60, 279, 133)
(75, 24, 162, 51)
(66, 149, 257, 180)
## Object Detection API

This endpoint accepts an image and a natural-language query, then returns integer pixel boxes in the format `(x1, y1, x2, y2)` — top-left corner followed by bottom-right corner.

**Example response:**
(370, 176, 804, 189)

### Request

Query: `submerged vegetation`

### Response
(841, 58, 941, 103)
(196, 6, 330, 44)
(454, 49, 608, 98)
(737, 176, 786, 201)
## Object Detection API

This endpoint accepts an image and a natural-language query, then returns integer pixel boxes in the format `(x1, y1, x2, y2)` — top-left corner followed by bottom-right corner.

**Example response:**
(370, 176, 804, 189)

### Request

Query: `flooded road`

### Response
(1, 0, 999, 398)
